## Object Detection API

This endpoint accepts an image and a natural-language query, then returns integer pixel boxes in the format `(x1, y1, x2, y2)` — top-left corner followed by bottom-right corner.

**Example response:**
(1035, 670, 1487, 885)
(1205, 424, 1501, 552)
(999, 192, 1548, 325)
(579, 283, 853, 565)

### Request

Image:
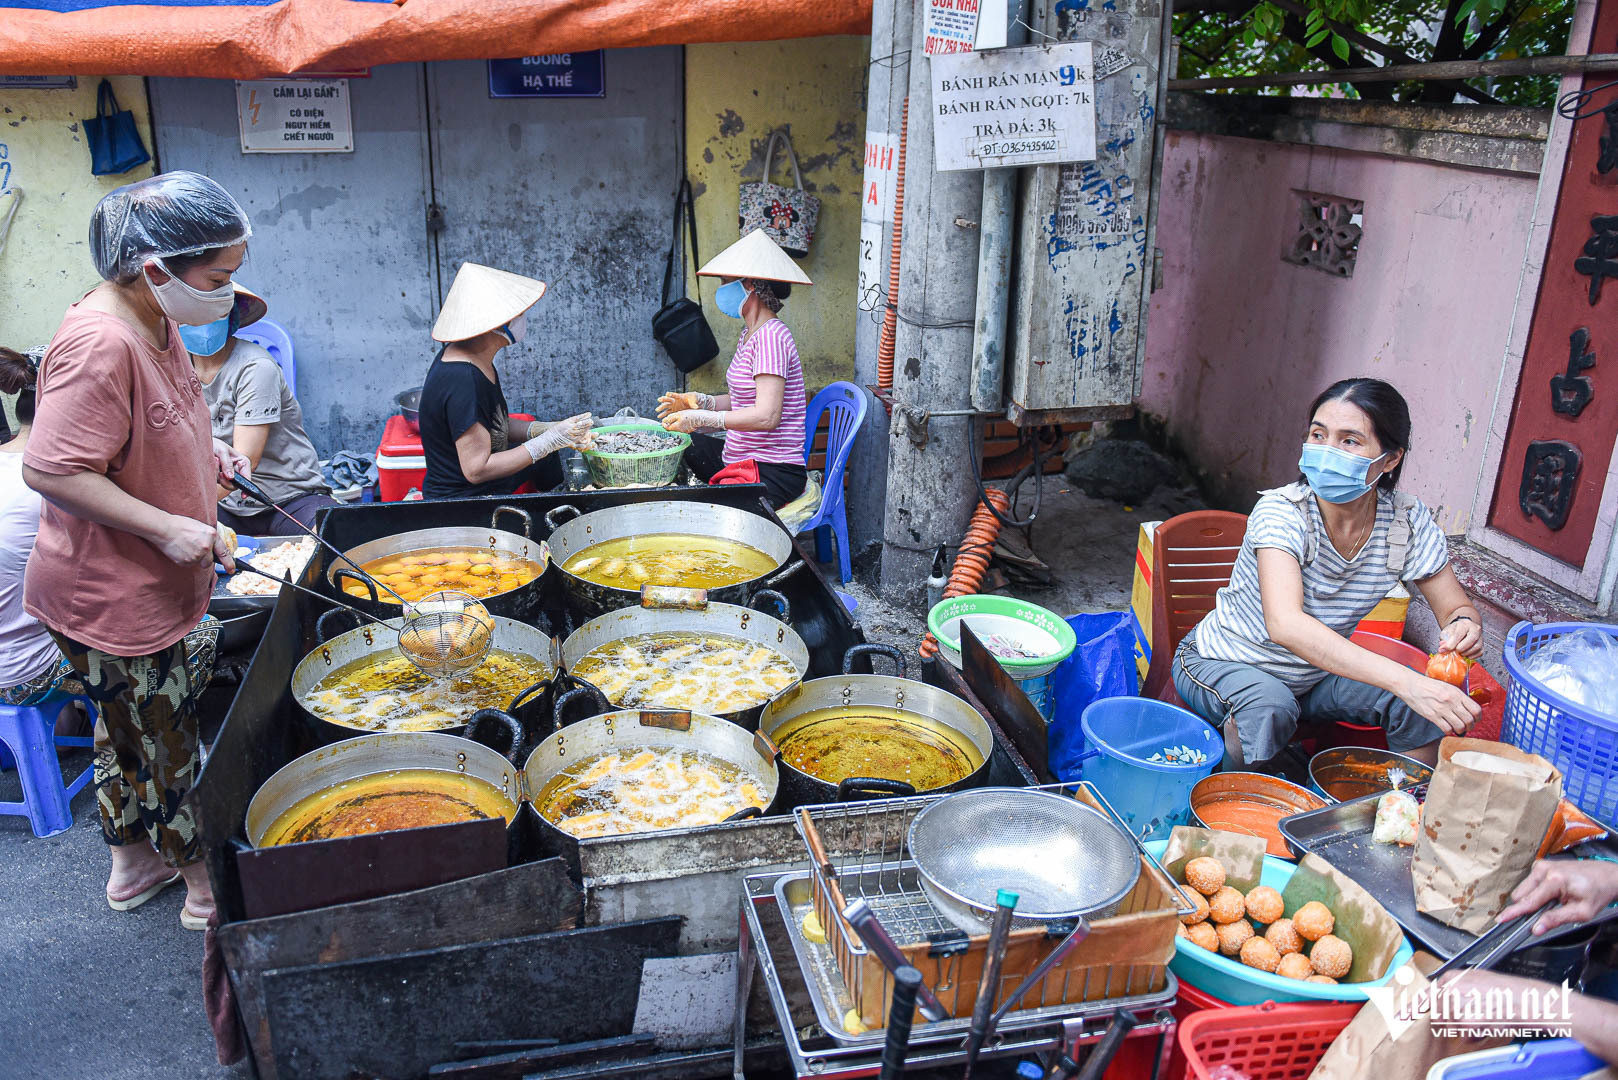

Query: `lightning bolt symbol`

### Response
(249, 90, 261, 125)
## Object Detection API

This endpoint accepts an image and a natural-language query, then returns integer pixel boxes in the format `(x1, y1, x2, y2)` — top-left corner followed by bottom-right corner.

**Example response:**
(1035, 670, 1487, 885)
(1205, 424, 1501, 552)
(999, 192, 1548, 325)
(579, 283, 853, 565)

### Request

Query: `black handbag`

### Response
(652, 179, 720, 374)
(83, 80, 151, 177)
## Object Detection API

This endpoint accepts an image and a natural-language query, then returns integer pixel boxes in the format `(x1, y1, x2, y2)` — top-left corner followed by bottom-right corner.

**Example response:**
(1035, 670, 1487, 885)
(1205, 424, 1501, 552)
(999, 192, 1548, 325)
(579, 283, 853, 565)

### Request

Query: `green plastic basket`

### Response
(580, 422, 691, 488)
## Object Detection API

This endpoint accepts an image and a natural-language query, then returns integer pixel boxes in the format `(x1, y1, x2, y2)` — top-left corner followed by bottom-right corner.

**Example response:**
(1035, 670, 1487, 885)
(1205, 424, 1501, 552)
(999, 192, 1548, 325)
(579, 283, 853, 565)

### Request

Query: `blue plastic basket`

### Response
(1426, 1039, 1603, 1080)
(1501, 620, 1618, 826)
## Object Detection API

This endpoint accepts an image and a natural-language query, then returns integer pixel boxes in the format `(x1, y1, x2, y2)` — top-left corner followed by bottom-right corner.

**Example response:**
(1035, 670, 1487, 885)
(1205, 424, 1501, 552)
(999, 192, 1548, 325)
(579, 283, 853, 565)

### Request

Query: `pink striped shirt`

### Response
(724, 319, 806, 467)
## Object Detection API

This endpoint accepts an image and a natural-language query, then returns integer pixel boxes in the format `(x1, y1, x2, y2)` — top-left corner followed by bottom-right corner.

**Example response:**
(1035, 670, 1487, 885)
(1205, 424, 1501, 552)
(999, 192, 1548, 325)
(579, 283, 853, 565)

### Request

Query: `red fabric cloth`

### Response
(203, 912, 247, 1066)
(709, 459, 760, 487)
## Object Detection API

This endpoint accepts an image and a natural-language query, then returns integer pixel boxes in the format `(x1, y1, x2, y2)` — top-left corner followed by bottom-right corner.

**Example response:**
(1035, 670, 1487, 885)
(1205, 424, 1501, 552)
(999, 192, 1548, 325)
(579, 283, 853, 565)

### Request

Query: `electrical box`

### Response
(1007, 0, 1168, 425)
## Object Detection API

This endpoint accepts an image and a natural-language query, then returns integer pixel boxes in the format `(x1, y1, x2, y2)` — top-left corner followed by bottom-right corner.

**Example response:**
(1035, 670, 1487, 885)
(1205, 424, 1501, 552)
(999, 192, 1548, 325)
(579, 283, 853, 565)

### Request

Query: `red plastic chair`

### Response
(1140, 511, 1250, 706)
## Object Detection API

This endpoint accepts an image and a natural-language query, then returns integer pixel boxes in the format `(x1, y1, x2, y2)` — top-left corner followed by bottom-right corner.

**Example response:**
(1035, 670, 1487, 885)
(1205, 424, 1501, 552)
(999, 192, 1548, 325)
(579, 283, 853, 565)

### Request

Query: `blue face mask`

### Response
(715, 280, 750, 320)
(1298, 443, 1388, 503)
(179, 314, 233, 356)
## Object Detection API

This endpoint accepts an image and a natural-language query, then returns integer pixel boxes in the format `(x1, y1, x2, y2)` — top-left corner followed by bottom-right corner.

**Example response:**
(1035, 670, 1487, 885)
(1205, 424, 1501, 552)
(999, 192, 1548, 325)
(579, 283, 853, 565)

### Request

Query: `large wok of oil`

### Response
(259, 767, 518, 846)
(770, 704, 985, 792)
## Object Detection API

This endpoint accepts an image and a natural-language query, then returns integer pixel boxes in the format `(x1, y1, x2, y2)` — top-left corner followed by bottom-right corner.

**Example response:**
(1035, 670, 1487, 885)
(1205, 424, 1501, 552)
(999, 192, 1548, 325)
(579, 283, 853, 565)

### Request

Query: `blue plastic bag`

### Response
(1047, 612, 1138, 781)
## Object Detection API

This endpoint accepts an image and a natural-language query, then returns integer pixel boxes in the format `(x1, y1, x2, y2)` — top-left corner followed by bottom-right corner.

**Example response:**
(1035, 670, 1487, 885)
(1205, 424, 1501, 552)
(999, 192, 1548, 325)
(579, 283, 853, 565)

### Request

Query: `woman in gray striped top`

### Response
(1173, 379, 1484, 769)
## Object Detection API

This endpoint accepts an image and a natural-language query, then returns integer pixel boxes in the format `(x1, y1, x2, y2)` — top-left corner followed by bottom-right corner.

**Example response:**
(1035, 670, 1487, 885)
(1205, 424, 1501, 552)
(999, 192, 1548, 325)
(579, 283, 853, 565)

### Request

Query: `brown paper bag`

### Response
(1284, 853, 1404, 983)
(1308, 955, 1508, 1080)
(1160, 825, 1266, 893)
(1411, 737, 1563, 934)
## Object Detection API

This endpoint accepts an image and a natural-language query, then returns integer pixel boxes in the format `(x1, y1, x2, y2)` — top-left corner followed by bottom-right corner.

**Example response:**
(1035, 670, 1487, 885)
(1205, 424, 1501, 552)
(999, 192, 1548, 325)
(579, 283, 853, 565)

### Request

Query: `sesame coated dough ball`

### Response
(1185, 922, 1219, 952)
(1293, 901, 1336, 942)
(1276, 952, 1314, 980)
(1208, 886, 1247, 925)
(1309, 934, 1353, 979)
(1239, 936, 1281, 973)
(1180, 890, 1210, 926)
(1245, 886, 1285, 926)
(1306, 974, 1338, 985)
(1265, 918, 1304, 956)
(1185, 857, 1226, 896)
(1215, 919, 1255, 957)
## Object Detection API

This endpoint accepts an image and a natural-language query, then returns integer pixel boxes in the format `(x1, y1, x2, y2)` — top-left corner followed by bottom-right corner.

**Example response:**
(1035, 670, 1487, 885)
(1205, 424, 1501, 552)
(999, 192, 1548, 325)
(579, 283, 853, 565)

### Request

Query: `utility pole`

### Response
(877, 0, 989, 599)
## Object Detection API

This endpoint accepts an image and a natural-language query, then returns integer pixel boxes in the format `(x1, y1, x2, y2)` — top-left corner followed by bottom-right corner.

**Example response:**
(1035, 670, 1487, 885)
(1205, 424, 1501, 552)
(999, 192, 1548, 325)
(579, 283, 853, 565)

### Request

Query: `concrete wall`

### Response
(1140, 126, 1541, 532)
(0, 77, 156, 351)
(683, 37, 868, 399)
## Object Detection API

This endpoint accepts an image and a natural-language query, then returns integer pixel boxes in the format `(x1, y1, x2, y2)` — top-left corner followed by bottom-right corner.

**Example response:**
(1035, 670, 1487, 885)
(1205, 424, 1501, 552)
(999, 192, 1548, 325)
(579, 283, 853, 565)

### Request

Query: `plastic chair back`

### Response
(1141, 510, 1249, 702)
(797, 382, 867, 583)
(235, 317, 296, 395)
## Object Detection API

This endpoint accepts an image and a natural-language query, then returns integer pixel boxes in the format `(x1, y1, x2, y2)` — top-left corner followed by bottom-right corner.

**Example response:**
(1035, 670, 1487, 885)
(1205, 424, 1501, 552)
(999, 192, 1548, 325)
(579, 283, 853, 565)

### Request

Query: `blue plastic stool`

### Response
(0, 698, 96, 838)
(235, 317, 297, 396)
(798, 382, 868, 584)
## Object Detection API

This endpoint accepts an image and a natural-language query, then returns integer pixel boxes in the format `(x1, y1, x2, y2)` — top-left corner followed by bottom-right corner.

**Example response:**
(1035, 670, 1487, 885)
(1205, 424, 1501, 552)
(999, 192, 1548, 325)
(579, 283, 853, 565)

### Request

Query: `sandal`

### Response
(107, 871, 182, 912)
(180, 903, 214, 931)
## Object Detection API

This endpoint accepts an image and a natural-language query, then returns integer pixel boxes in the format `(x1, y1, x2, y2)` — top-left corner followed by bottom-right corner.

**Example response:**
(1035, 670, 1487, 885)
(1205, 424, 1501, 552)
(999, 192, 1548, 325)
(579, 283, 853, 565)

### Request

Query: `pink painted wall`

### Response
(1141, 130, 1540, 533)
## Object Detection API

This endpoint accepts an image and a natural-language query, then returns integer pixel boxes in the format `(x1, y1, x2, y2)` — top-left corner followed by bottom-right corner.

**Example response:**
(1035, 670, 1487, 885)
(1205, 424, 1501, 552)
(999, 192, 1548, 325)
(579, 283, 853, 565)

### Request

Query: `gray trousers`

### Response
(1172, 637, 1443, 765)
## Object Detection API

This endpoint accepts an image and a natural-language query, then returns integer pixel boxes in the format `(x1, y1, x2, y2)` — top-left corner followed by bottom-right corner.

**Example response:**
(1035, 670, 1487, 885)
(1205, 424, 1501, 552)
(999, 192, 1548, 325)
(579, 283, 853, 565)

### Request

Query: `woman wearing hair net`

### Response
(22, 171, 254, 930)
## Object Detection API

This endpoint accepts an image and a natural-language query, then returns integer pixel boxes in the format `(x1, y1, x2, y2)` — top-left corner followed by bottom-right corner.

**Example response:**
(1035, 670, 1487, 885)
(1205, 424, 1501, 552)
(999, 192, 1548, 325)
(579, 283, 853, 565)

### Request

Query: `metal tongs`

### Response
(841, 899, 951, 1022)
(1430, 900, 1557, 981)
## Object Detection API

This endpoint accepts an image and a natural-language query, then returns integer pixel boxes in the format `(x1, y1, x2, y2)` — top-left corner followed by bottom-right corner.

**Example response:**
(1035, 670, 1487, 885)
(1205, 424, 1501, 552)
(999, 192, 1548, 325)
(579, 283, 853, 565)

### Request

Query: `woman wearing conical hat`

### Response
(656, 230, 812, 509)
(419, 262, 593, 500)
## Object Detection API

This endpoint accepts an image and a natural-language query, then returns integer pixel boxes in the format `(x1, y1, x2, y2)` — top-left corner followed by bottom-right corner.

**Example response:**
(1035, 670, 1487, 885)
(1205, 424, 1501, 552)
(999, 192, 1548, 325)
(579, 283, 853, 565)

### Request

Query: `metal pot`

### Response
(1307, 746, 1434, 803)
(395, 386, 422, 433)
(759, 644, 996, 808)
(291, 608, 556, 744)
(244, 714, 524, 847)
(559, 588, 807, 731)
(325, 504, 547, 623)
(543, 501, 799, 619)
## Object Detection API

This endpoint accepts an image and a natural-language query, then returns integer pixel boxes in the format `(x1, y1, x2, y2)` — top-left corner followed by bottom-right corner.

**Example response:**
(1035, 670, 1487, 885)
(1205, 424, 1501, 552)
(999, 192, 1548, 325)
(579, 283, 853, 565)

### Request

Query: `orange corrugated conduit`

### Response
(876, 98, 908, 395)
(919, 488, 1011, 657)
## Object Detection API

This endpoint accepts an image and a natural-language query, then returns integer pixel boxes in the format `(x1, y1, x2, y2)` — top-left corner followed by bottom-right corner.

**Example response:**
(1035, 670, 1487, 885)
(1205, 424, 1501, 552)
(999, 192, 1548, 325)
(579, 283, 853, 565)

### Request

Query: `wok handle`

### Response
(842, 643, 907, 678)
(552, 684, 610, 734)
(508, 676, 552, 715)
(1071, 1011, 1138, 1080)
(722, 806, 763, 823)
(877, 966, 922, 1080)
(762, 559, 805, 591)
(747, 588, 791, 623)
(543, 504, 580, 532)
(332, 567, 379, 603)
(836, 777, 917, 801)
(315, 607, 363, 643)
(464, 709, 524, 763)
(492, 504, 532, 538)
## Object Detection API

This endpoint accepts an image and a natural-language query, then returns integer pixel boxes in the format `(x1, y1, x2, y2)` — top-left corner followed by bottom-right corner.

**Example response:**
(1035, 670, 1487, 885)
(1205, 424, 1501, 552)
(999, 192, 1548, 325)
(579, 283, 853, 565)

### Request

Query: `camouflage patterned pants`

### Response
(49, 619, 219, 866)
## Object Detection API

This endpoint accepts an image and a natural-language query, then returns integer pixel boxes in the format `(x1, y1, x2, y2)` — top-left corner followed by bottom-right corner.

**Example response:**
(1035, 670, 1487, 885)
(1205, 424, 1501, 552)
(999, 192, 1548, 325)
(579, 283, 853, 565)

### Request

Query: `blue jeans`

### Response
(1172, 635, 1442, 765)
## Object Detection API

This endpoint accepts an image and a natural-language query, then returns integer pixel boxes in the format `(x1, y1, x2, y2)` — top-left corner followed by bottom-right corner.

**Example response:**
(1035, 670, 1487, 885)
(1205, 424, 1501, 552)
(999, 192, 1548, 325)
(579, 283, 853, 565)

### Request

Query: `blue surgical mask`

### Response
(179, 315, 232, 356)
(715, 280, 750, 320)
(1298, 443, 1388, 503)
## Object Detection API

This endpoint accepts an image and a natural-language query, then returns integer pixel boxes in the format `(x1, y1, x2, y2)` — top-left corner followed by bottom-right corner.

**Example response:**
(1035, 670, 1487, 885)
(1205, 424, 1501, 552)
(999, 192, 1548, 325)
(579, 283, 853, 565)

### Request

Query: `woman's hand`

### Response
(1499, 859, 1618, 935)
(1438, 616, 1484, 661)
(1398, 671, 1481, 735)
(662, 410, 724, 434)
(656, 391, 714, 418)
(155, 514, 222, 568)
(212, 439, 250, 486)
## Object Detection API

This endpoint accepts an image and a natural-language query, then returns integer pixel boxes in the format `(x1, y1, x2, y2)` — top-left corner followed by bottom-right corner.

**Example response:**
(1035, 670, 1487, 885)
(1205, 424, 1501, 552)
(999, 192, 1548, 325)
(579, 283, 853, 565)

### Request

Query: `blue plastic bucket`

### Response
(1080, 697, 1221, 840)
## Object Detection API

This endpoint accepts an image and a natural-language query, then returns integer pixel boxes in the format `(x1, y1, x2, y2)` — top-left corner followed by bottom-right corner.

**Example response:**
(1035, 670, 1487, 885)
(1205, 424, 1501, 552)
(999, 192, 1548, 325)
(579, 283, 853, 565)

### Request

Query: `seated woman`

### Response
(656, 230, 813, 510)
(185, 286, 337, 533)
(419, 262, 592, 500)
(1172, 378, 1483, 769)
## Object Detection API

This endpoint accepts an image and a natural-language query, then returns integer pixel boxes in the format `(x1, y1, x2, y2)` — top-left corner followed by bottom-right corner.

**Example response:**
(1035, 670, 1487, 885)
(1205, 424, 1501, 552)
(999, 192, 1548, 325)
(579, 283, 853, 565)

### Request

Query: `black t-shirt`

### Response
(419, 349, 516, 500)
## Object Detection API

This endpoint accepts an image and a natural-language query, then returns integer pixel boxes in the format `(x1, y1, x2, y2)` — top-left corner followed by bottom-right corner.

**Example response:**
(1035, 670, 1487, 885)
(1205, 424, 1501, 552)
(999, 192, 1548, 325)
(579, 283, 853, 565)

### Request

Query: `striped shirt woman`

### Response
(1172, 379, 1484, 768)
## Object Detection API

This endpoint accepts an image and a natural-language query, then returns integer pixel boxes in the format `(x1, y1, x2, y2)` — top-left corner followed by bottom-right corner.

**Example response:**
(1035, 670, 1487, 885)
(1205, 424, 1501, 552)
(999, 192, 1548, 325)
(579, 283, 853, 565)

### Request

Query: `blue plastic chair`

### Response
(799, 381, 867, 584)
(235, 317, 296, 395)
(0, 697, 96, 838)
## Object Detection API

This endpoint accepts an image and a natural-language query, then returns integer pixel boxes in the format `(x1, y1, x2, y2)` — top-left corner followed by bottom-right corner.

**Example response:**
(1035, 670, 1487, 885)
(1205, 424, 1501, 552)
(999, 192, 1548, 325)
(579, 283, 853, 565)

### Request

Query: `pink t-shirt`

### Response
(24, 305, 215, 656)
(724, 319, 806, 467)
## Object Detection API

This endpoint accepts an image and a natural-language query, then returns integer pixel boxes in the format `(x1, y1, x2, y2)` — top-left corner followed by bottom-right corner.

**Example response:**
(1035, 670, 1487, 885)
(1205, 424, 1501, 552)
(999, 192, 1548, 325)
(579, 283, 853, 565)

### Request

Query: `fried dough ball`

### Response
(1185, 922, 1219, 952)
(1306, 974, 1338, 985)
(1293, 901, 1335, 942)
(1245, 885, 1285, 926)
(1215, 919, 1254, 957)
(1309, 934, 1353, 979)
(1185, 857, 1227, 896)
(1264, 918, 1304, 956)
(1208, 886, 1247, 925)
(1180, 889, 1211, 925)
(1239, 936, 1281, 973)
(1276, 952, 1315, 980)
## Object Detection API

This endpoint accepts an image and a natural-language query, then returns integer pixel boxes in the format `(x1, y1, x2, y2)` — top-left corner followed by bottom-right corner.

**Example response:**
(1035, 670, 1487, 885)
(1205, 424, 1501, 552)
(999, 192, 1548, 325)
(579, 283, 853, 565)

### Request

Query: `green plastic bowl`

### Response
(580, 422, 691, 488)
(927, 594, 1077, 678)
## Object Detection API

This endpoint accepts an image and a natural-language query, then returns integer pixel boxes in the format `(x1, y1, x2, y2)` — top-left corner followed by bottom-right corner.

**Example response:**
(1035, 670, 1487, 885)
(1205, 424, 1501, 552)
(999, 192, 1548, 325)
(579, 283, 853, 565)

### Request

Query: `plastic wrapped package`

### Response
(89, 171, 251, 282)
(1523, 628, 1618, 720)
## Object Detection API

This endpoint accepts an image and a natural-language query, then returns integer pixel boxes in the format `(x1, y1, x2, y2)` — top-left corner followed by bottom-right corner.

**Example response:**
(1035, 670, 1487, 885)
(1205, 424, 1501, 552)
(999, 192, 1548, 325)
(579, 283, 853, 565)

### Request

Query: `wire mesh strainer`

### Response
(907, 787, 1141, 935)
(396, 591, 495, 679)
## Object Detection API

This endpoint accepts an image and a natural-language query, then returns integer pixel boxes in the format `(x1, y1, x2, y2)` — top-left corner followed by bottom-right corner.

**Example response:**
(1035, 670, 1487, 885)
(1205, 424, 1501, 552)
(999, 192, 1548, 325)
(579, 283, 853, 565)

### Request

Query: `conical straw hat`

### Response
(697, 229, 813, 285)
(230, 283, 268, 331)
(432, 262, 547, 342)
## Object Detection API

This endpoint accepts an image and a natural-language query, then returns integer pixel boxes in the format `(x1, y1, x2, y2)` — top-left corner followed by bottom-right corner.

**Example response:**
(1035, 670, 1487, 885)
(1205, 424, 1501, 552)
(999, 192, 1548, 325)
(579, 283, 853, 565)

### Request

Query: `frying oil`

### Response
(772, 706, 984, 791)
(305, 650, 551, 732)
(562, 533, 775, 590)
(534, 747, 767, 839)
(570, 631, 798, 714)
(260, 768, 517, 846)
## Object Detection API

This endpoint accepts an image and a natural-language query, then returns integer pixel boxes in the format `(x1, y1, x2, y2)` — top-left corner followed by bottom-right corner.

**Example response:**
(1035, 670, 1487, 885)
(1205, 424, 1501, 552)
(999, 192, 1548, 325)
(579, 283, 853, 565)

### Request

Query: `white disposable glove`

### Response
(662, 410, 726, 434)
(524, 413, 594, 461)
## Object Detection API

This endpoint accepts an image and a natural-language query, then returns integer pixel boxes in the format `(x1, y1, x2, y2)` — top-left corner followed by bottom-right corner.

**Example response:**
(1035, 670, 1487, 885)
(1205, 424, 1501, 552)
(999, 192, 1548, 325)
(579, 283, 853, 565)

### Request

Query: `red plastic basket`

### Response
(1178, 1000, 1361, 1079)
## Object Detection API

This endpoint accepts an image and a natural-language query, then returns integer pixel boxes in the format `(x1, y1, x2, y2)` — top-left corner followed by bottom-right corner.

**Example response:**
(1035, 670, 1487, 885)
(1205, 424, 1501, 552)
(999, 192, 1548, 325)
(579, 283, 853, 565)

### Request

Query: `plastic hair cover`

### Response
(88, 170, 252, 282)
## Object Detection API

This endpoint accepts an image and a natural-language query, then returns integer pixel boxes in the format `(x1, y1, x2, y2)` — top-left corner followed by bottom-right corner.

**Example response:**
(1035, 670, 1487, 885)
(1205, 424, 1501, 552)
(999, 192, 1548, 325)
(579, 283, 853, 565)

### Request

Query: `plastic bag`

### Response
(1524, 628, 1618, 720)
(89, 171, 252, 282)
(1047, 612, 1138, 781)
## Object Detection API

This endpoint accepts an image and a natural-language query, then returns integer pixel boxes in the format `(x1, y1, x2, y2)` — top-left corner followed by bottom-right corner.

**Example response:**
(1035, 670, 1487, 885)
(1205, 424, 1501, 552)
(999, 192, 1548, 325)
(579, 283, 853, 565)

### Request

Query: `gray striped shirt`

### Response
(1191, 487, 1450, 692)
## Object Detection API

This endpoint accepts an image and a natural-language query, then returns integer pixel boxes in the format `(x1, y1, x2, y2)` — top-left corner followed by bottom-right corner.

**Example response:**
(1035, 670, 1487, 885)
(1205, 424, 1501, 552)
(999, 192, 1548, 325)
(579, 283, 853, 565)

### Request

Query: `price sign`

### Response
(930, 42, 1096, 172)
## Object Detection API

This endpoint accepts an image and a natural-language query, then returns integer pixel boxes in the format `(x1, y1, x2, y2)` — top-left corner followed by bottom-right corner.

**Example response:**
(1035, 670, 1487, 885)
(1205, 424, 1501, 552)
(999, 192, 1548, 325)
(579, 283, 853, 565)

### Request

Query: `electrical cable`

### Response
(970, 417, 1043, 530)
